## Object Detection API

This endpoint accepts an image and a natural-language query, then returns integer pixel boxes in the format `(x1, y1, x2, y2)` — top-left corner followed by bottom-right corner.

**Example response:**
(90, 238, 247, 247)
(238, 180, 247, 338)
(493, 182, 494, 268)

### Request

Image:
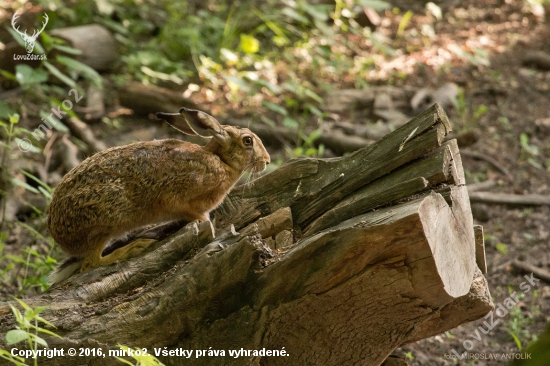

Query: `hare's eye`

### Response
(243, 136, 253, 146)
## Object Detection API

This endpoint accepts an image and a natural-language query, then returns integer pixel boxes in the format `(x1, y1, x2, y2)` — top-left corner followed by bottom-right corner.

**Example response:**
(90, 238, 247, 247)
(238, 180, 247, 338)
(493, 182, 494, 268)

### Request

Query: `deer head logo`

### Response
(11, 11, 49, 54)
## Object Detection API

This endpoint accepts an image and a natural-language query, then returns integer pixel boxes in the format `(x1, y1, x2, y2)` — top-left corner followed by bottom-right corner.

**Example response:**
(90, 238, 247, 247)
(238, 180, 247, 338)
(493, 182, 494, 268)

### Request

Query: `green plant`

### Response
(506, 300, 533, 351)
(519, 133, 542, 169)
(451, 88, 488, 129)
(2, 298, 62, 366)
(2, 241, 58, 295)
(115, 345, 165, 366)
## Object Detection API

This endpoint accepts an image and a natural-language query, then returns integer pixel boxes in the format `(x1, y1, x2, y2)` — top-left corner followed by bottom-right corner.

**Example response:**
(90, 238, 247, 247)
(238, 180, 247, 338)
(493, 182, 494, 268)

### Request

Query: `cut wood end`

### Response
(474, 225, 487, 274)
(418, 192, 475, 299)
(433, 102, 453, 134)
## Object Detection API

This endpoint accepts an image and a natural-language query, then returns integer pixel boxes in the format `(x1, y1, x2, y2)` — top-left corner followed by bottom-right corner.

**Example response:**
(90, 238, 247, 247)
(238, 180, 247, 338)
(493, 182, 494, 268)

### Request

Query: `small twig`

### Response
(60, 134, 81, 171)
(467, 179, 497, 193)
(42, 133, 58, 181)
(523, 50, 550, 71)
(512, 260, 550, 283)
(64, 116, 108, 153)
(469, 192, 550, 206)
(461, 150, 514, 182)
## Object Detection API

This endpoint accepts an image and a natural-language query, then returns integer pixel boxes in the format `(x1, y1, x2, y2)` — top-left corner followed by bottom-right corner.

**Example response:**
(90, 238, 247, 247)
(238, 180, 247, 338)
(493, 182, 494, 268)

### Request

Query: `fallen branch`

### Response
(117, 82, 199, 116)
(523, 50, 550, 71)
(64, 117, 108, 153)
(229, 118, 373, 155)
(460, 150, 513, 182)
(512, 260, 550, 283)
(468, 192, 550, 207)
(467, 179, 497, 192)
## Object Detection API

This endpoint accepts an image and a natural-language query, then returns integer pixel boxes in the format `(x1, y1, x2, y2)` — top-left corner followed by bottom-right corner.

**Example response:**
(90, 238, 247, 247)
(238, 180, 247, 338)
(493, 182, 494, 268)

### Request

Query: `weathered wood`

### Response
(468, 191, 550, 206)
(474, 225, 487, 274)
(512, 260, 550, 282)
(64, 116, 108, 153)
(50, 25, 117, 71)
(0, 103, 491, 366)
(323, 86, 409, 114)
(117, 82, 199, 116)
(467, 179, 497, 192)
(523, 50, 550, 70)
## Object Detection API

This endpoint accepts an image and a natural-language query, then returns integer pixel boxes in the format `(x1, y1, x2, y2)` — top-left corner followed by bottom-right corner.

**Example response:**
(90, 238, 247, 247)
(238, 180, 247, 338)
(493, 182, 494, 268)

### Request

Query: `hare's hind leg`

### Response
(80, 230, 156, 273)
(98, 238, 157, 267)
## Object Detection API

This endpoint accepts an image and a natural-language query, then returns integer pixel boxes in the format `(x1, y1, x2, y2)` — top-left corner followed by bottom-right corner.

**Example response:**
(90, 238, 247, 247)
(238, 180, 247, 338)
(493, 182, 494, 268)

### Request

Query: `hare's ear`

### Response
(179, 108, 229, 143)
(156, 112, 197, 136)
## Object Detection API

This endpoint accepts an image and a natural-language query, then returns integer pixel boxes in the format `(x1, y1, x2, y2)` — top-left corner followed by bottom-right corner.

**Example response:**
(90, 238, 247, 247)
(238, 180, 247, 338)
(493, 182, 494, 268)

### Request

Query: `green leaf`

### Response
(240, 34, 260, 54)
(262, 101, 288, 115)
(43, 61, 76, 88)
(20, 170, 52, 192)
(14, 298, 32, 311)
(56, 56, 103, 87)
(0, 69, 17, 81)
(0, 102, 16, 119)
(305, 103, 323, 117)
(356, 0, 391, 11)
(10, 177, 40, 194)
(15, 64, 48, 85)
(253, 79, 282, 94)
(9, 114, 20, 124)
(301, 3, 329, 21)
(36, 326, 63, 339)
(508, 330, 523, 350)
(6, 329, 28, 345)
(304, 88, 323, 103)
(282, 8, 309, 23)
(38, 186, 53, 200)
(223, 76, 251, 92)
(14, 138, 41, 153)
(39, 110, 69, 133)
(520, 133, 529, 147)
(397, 10, 413, 38)
(33, 334, 49, 347)
(283, 117, 299, 128)
(495, 243, 508, 255)
(52, 44, 82, 55)
(0, 349, 26, 366)
(260, 116, 276, 127)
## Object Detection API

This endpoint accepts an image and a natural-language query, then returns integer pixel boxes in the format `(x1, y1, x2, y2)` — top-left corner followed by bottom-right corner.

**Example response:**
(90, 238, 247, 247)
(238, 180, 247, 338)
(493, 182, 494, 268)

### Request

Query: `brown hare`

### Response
(48, 108, 270, 283)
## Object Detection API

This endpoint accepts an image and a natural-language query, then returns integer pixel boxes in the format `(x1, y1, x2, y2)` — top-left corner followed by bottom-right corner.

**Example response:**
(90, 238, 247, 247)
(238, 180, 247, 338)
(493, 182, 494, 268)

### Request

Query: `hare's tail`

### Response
(48, 256, 83, 285)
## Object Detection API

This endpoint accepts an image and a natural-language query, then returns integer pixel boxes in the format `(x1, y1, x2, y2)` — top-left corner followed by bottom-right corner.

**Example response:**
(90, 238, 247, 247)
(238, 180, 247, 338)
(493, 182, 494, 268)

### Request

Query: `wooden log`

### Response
(468, 191, 550, 206)
(512, 260, 550, 283)
(0, 104, 491, 366)
(523, 50, 550, 70)
(474, 225, 487, 274)
(50, 25, 117, 71)
(117, 82, 199, 116)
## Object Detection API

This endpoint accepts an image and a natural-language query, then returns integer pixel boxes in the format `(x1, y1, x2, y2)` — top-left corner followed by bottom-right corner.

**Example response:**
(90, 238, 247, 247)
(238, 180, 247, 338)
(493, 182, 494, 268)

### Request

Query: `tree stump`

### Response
(0, 104, 493, 366)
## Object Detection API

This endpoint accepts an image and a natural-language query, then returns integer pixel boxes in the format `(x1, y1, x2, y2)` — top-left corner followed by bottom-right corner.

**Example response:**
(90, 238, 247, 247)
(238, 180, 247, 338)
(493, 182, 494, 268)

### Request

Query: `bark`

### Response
(0, 104, 493, 366)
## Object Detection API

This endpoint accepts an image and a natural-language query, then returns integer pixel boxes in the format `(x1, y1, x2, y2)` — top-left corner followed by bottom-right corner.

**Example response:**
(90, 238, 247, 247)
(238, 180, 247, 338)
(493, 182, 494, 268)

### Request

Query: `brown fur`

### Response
(48, 117, 269, 279)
